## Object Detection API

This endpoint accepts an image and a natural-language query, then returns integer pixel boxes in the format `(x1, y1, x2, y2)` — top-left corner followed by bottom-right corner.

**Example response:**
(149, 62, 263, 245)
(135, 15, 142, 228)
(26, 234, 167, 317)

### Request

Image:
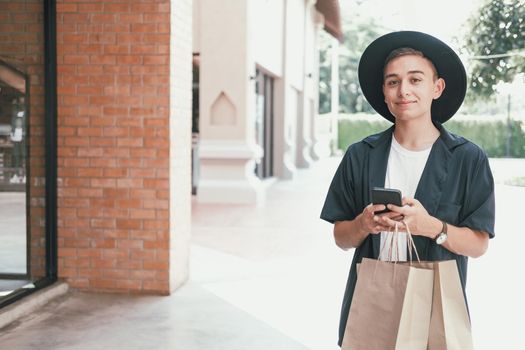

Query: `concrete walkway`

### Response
(0, 157, 346, 350)
(0, 156, 523, 349)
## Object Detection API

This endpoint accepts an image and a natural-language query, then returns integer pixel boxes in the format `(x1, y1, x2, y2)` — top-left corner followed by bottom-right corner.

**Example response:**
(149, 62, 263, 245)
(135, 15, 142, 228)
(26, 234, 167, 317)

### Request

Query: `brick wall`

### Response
(0, 1, 47, 279)
(56, 1, 172, 293)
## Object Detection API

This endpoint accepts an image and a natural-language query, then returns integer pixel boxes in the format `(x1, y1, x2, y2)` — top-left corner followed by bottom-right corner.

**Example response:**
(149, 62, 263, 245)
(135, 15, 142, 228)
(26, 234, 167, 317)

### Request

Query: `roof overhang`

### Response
(0, 60, 26, 94)
(315, 0, 343, 42)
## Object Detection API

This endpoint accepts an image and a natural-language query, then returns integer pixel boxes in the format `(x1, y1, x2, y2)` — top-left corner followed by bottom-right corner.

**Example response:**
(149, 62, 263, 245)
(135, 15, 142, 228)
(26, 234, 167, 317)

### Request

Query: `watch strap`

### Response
(434, 220, 447, 240)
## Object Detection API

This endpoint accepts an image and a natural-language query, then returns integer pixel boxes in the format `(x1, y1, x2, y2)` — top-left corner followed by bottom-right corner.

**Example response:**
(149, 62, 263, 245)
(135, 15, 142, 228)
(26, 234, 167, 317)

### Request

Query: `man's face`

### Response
(382, 54, 445, 122)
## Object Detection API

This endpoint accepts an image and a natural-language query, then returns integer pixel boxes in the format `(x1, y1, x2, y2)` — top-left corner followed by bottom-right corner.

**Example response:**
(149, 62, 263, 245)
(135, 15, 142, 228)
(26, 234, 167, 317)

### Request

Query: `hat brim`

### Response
(358, 31, 467, 123)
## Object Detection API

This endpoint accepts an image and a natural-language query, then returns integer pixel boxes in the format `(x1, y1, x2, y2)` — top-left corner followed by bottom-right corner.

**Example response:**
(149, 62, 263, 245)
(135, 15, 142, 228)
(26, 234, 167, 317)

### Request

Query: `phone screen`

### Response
(371, 187, 402, 214)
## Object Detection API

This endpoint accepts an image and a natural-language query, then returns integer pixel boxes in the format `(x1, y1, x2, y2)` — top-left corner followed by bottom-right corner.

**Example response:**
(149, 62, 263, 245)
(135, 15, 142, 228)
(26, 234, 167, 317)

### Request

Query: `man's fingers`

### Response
(386, 203, 407, 214)
(379, 211, 403, 220)
(379, 215, 407, 229)
(370, 204, 387, 213)
(363, 203, 375, 215)
(402, 197, 418, 206)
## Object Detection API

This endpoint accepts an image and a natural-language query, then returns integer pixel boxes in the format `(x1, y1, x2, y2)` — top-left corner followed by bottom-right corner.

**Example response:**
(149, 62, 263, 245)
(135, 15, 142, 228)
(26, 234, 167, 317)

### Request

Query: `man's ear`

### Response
(433, 78, 445, 99)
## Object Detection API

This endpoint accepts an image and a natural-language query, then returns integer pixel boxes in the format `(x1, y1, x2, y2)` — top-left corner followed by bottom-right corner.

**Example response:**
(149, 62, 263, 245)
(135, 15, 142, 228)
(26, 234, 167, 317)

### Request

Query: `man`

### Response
(320, 31, 495, 347)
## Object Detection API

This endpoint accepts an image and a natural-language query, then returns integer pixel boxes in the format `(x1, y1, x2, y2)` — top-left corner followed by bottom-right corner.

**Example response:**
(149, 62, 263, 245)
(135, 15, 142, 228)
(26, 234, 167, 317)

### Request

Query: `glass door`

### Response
(0, 65, 28, 279)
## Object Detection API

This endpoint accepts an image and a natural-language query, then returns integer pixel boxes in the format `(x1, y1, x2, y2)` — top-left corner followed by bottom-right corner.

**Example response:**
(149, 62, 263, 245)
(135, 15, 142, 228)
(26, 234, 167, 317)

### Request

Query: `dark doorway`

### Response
(254, 68, 274, 179)
(191, 54, 200, 195)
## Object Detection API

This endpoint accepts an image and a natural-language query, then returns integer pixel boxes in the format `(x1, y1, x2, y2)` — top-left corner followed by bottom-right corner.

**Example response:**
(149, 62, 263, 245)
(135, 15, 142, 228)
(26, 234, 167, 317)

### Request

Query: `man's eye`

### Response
(386, 80, 398, 86)
(411, 78, 422, 83)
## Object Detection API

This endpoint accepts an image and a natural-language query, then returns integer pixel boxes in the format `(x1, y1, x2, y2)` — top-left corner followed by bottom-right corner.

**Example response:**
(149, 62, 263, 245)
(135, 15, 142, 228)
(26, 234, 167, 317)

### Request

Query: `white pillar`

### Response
(274, 0, 296, 179)
(169, 0, 192, 291)
(330, 37, 339, 156)
(273, 78, 296, 179)
(309, 9, 325, 161)
(295, 1, 315, 169)
(197, 0, 263, 204)
(275, 0, 311, 179)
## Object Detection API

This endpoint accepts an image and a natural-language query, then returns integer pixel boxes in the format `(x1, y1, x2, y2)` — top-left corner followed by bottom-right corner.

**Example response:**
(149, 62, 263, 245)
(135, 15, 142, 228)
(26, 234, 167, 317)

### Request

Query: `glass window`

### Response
(0, 0, 51, 301)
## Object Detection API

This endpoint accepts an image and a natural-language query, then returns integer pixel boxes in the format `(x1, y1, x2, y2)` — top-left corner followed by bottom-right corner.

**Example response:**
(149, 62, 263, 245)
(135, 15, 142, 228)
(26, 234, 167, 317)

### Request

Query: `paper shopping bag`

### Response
(427, 260, 473, 350)
(342, 258, 434, 350)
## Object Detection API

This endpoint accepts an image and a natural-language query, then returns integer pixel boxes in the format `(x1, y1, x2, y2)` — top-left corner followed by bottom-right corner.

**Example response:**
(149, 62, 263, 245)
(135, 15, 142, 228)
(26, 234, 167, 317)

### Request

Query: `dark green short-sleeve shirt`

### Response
(320, 123, 495, 347)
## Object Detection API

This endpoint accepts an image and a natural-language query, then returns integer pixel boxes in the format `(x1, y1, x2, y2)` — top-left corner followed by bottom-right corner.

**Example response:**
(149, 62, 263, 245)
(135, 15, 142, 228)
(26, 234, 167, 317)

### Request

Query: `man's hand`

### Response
(359, 203, 406, 234)
(371, 197, 491, 258)
(378, 197, 440, 238)
(333, 203, 406, 250)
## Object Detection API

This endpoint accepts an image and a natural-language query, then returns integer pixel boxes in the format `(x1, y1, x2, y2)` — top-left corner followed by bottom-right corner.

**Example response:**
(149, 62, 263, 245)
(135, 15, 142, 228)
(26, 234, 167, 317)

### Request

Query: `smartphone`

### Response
(371, 187, 402, 214)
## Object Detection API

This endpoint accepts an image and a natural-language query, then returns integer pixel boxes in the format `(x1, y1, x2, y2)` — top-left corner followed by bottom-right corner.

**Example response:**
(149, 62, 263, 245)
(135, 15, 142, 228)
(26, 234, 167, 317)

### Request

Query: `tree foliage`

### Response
(318, 13, 384, 114)
(338, 20, 383, 114)
(318, 31, 332, 114)
(463, 0, 525, 100)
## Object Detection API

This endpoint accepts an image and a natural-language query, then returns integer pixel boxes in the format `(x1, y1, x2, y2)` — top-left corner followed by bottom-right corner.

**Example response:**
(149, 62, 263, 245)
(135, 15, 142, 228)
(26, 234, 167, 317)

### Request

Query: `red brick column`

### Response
(56, 1, 171, 293)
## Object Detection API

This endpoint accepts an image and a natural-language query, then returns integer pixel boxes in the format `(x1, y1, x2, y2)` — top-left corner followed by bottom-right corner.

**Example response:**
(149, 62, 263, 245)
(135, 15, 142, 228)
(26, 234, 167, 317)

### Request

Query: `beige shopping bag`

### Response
(342, 257, 434, 350)
(343, 223, 434, 350)
(426, 260, 474, 350)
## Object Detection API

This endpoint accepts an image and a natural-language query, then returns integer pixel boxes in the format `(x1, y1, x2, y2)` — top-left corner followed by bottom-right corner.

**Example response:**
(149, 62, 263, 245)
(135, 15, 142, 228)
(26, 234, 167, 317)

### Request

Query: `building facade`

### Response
(193, 0, 342, 204)
(0, 0, 340, 306)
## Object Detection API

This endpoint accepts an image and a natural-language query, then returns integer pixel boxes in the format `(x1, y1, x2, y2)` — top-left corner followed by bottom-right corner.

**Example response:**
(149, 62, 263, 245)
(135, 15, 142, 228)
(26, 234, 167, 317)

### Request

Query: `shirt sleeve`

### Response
(320, 148, 359, 224)
(458, 149, 495, 238)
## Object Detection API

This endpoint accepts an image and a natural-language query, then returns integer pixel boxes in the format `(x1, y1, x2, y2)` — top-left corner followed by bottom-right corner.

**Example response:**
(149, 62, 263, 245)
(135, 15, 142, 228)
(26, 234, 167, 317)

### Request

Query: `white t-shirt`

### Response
(379, 136, 432, 261)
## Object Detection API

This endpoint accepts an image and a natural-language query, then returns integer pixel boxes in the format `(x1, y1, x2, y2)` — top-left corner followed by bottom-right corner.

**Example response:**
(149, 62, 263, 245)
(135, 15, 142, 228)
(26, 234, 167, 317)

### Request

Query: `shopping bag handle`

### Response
(378, 221, 421, 263)
(402, 220, 421, 263)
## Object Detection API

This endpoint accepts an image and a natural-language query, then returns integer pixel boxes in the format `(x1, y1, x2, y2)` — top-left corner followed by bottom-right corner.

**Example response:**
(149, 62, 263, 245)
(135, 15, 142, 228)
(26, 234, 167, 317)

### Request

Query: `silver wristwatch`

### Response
(434, 220, 448, 245)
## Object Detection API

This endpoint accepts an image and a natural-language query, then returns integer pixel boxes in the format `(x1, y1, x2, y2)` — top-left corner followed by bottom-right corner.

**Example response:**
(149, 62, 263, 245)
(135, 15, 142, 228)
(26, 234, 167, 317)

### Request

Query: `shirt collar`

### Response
(362, 121, 467, 151)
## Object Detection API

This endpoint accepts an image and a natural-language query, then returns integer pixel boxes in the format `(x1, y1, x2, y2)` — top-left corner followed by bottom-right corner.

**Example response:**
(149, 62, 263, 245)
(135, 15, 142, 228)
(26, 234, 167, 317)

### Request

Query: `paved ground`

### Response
(0, 156, 523, 349)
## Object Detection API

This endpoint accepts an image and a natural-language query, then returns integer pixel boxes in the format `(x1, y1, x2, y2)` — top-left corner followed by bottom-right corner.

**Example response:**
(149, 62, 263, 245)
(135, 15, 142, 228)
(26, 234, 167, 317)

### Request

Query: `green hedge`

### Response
(337, 119, 390, 151)
(338, 119, 525, 158)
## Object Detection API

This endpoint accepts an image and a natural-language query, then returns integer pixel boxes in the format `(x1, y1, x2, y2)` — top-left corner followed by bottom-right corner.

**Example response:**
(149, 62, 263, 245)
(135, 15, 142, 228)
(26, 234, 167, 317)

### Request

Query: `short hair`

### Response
(383, 47, 438, 80)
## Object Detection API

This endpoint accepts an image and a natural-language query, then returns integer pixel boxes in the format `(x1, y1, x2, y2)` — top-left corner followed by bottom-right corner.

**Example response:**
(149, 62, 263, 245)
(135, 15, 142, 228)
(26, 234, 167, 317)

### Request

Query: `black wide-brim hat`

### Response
(358, 31, 467, 123)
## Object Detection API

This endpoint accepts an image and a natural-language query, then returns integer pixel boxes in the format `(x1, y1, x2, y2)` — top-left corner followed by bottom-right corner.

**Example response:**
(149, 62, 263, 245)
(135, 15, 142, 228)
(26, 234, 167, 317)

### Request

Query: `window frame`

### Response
(0, 0, 58, 309)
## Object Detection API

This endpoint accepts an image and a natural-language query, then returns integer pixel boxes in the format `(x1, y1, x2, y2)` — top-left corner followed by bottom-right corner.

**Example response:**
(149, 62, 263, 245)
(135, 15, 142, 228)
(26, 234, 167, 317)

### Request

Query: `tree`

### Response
(318, 30, 332, 114)
(338, 20, 383, 114)
(318, 10, 384, 114)
(463, 0, 525, 100)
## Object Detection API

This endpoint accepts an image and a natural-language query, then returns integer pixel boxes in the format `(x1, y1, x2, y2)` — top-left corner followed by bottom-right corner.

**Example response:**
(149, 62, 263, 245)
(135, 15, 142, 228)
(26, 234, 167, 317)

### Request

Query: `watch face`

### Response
(436, 233, 448, 245)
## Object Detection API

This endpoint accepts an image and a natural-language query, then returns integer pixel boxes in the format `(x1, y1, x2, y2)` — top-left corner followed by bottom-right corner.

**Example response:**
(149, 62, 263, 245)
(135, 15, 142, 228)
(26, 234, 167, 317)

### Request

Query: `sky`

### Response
(342, 0, 482, 50)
